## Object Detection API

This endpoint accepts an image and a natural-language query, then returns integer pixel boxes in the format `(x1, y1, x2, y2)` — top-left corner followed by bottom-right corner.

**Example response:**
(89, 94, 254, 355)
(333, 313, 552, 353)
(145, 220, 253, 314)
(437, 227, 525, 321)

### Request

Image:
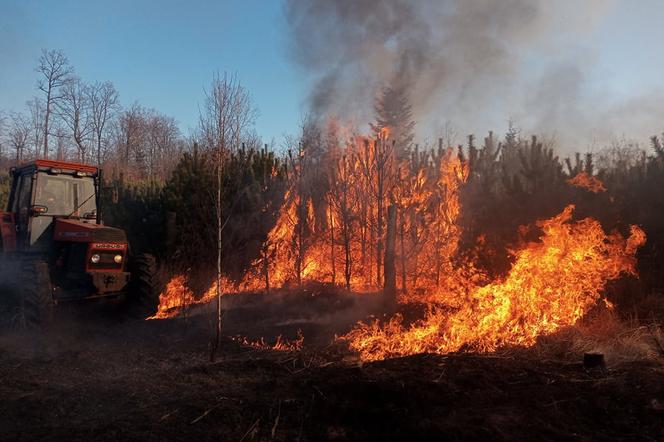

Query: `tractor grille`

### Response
(92, 227, 127, 243)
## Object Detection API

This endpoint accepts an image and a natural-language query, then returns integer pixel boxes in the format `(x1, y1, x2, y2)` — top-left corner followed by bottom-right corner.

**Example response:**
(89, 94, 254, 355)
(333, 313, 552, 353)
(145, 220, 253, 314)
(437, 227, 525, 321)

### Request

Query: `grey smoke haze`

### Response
(285, 0, 663, 152)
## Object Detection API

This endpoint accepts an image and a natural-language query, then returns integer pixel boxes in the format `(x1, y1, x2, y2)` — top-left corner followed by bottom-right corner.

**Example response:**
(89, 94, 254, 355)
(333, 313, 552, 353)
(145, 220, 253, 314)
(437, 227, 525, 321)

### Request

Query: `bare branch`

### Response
(35, 49, 74, 158)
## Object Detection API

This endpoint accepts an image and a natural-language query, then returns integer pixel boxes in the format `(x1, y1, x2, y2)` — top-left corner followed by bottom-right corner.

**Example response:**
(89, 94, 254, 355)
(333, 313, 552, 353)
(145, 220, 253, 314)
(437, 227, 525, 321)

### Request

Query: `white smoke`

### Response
(285, 0, 663, 152)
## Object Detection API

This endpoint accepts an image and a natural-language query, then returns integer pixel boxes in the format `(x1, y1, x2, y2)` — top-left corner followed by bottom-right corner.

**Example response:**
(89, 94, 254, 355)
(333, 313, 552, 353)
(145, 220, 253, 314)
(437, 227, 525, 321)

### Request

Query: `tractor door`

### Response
(13, 173, 34, 251)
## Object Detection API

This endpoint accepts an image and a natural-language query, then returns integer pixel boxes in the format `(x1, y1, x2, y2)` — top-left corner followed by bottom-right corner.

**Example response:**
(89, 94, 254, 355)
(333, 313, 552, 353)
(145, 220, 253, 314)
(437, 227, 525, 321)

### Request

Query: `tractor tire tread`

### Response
(127, 254, 159, 317)
(18, 259, 53, 330)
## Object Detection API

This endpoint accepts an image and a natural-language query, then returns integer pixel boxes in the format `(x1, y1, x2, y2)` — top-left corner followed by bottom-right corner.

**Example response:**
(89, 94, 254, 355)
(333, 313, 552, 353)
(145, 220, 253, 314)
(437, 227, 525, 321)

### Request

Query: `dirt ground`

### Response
(0, 290, 663, 441)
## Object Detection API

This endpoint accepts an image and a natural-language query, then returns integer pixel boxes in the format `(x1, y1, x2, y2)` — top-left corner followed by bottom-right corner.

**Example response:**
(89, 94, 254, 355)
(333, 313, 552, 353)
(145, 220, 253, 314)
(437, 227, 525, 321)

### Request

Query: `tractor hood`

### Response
(53, 219, 127, 244)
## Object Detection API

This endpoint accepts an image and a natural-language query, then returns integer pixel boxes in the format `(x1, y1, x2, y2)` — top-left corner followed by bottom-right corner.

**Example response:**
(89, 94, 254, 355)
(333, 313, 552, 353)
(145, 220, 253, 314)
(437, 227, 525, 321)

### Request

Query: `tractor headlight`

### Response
(114, 254, 123, 264)
(90, 254, 101, 264)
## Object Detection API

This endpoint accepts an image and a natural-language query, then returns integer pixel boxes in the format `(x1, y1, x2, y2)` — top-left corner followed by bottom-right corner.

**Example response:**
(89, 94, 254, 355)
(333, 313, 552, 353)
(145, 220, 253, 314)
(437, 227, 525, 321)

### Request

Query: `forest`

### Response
(1, 48, 664, 440)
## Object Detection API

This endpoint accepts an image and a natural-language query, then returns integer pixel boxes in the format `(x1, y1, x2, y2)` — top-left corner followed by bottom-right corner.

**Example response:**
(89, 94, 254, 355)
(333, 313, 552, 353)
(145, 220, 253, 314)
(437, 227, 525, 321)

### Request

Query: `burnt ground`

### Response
(0, 290, 663, 441)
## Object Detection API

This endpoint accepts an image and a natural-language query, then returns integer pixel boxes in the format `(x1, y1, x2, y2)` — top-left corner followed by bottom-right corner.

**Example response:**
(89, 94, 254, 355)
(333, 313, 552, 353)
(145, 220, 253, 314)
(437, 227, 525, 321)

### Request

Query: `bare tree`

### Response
(145, 111, 180, 178)
(357, 133, 394, 286)
(26, 97, 45, 158)
(52, 124, 70, 160)
(439, 119, 459, 149)
(199, 72, 256, 361)
(87, 81, 119, 167)
(57, 78, 92, 162)
(329, 154, 355, 289)
(200, 72, 257, 154)
(8, 113, 30, 163)
(36, 49, 74, 158)
(115, 104, 146, 173)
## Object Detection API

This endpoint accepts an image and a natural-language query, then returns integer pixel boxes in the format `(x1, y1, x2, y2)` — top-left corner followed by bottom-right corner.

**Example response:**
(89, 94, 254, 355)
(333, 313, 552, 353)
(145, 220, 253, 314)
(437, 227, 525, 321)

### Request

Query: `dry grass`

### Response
(533, 303, 664, 366)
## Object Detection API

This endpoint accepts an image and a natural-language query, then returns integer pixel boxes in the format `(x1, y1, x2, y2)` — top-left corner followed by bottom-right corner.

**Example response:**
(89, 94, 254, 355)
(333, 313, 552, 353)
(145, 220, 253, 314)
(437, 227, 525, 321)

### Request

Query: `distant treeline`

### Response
(1, 50, 664, 316)
(2, 128, 664, 315)
(88, 127, 664, 304)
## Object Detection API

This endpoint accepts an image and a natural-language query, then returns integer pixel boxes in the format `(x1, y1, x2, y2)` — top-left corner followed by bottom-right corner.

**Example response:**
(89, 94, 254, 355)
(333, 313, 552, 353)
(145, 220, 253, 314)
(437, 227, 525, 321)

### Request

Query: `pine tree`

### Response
(370, 83, 415, 159)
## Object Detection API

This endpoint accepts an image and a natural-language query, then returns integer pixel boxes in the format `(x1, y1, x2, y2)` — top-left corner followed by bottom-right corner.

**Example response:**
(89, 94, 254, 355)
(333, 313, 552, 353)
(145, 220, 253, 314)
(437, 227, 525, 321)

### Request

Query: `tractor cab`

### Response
(0, 160, 159, 328)
(4, 160, 100, 251)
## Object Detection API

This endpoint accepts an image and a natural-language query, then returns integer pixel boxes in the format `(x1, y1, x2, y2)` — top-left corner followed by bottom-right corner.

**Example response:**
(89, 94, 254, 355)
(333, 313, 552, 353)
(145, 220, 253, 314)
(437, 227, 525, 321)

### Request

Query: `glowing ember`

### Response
(342, 205, 646, 361)
(232, 330, 304, 352)
(567, 171, 607, 193)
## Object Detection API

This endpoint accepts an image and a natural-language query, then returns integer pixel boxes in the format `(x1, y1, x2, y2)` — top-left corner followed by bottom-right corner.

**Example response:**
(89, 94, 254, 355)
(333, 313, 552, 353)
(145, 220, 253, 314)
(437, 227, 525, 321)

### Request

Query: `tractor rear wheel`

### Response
(127, 253, 159, 317)
(0, 256, 19, 328)
(16, 259, 53, 330)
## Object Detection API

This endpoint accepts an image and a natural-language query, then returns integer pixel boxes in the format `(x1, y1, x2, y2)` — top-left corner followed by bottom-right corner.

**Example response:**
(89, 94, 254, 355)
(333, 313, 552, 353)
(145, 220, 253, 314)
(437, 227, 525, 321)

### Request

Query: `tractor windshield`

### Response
(34, 173, 97, 217)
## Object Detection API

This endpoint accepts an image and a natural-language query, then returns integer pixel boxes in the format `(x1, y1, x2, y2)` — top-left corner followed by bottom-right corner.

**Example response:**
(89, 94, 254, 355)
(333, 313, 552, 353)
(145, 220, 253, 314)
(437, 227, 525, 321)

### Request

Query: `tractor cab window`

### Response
(12, 174, 33, 248)
(14, 175, 32, 214)
(34, 174, 97, 218)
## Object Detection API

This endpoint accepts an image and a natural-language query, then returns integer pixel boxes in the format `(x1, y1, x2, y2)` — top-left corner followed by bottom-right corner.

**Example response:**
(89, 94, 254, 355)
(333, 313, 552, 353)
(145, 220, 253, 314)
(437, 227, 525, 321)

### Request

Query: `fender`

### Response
(0, 212, 16, 252)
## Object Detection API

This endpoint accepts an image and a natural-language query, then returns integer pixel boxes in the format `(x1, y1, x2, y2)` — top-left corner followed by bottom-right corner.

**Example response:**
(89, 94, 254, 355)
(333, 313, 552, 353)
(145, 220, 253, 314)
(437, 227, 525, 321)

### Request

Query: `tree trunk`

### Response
(343, 191, 351, 291)
(330, 202, 336, 286)
(296, 147, 305, 288)
(263, 244, 270, 294)
(376, 177, 383, 285)
(97, 137, 102, 167)
(361, 201, 367, 285)
(400, 210, 407, 293)
(296, 198, 303, 288)
(384, 204, 397, 308)
(43, 87, 51, 159)
(210, 152, 223, 362)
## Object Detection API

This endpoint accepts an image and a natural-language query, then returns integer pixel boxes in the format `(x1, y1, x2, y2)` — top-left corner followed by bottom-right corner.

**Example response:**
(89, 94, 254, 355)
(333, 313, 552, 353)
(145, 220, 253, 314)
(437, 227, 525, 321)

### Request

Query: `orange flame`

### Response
(567, 171, 607, 193)
(236, 143, 468, 294)
(378, 126, 391, 140)
(150, 124, 646, 365)
(342, 205, 646, 361)
(148, 274, 235, 320)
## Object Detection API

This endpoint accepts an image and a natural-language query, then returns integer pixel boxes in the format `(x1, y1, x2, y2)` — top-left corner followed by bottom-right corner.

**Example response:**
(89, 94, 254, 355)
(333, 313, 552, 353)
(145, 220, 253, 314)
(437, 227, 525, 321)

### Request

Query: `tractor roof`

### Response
(14, 160, 98, 176)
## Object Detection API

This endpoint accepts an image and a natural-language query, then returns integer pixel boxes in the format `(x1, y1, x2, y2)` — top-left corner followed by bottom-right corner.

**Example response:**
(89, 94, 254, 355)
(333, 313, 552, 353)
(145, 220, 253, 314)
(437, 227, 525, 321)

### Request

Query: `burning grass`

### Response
(147, 274, 237, 320)
(149, 129, 652, 365)
(342, 206, 646, 361)
(231, 330, 305, 352)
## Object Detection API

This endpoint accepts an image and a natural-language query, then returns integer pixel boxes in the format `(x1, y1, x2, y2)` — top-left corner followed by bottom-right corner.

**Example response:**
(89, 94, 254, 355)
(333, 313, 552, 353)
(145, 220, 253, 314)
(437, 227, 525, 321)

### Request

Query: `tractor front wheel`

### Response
(127, 254, 159, 317)
(17, 259, 53, 330)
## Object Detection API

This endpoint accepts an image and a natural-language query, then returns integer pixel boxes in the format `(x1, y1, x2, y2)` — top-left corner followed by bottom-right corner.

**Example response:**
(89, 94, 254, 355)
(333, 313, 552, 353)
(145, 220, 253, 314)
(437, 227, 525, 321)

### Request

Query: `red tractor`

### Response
(0, 160, 159, 328)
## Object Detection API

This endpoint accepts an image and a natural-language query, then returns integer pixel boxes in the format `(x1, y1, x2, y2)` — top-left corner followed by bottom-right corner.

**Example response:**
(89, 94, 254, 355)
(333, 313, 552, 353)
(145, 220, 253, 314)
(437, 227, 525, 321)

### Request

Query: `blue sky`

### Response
(582, 0, 664, 105)
(0, 0, 307, 143)
(1, 1, 664, 149)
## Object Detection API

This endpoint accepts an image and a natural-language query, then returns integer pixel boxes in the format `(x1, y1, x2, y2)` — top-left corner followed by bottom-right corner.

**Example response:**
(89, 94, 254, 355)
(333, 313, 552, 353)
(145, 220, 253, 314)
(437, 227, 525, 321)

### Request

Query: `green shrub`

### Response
(0, 173, 9, 211)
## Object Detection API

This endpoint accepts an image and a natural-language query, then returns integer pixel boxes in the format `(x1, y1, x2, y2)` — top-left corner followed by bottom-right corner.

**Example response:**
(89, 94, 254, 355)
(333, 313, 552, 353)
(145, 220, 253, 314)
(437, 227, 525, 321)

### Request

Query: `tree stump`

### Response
(583, 352, 605, 369)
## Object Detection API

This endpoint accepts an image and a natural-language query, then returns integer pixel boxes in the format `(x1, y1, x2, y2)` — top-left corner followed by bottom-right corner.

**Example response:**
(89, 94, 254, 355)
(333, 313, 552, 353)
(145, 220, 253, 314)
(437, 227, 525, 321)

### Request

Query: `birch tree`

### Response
(57, 78, 93, 162)
(9, 113, 30, 163)
(36, 49, 73, 158)
(26, 98, 45, 158)
(87, 81, 119, 166)
(117, 104, 146, 172)
(146, 112, 180, 178)
(199, 72, 256, 361)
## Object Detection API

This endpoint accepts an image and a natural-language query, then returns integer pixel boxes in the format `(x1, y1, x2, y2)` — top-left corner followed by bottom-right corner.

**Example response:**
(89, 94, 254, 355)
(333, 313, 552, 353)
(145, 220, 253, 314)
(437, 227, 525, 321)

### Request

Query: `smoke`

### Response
(284, 0, 662, 151)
